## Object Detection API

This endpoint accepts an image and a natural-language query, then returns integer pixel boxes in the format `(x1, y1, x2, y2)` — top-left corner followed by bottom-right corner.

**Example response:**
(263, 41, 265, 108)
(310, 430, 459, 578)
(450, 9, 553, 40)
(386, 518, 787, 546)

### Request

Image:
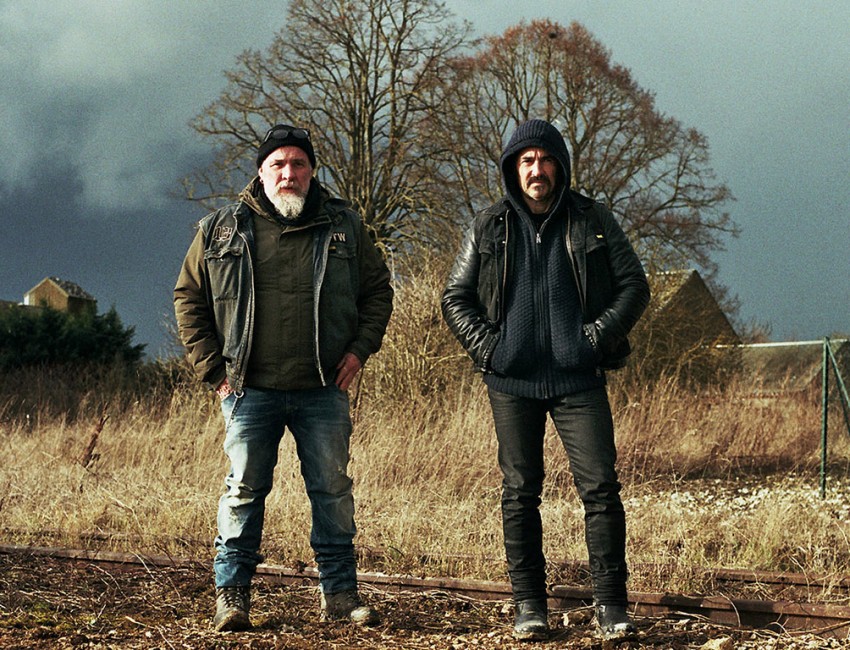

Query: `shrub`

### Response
(0, 305, 145, 370)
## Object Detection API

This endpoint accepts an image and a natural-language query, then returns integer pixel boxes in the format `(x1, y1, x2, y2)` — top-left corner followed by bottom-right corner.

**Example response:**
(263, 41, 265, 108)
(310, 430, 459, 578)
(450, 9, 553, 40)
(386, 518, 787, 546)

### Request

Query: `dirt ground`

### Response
(1, 551, 847, 649)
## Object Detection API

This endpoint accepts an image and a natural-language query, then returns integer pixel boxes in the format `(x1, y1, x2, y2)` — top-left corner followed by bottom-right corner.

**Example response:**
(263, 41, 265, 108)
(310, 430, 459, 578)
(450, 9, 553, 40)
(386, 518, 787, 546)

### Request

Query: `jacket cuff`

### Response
(347, 344, 370, 366)
(205, 368, 228, 392)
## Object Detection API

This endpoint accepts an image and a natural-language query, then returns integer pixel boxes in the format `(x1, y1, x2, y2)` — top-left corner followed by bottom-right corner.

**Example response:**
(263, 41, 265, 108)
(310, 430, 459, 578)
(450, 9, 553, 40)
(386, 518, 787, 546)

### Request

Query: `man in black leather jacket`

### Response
(441, 119, 649, 642)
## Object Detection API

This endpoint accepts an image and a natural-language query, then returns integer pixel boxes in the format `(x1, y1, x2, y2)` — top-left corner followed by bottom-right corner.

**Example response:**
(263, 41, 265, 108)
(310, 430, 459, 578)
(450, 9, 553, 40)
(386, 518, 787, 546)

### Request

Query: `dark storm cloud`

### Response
(1, 0, 847, 356)
(1, 1, 283, 354)
(1, 1, 286, 210)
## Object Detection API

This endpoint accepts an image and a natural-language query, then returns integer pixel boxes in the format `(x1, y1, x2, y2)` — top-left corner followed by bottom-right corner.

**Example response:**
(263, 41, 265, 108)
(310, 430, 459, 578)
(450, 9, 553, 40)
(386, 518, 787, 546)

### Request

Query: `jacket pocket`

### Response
(324, 241, 357, 296)
(477, 230, 503, 321)
(204, 247, 243, 301)
(318, 241, 359, 372)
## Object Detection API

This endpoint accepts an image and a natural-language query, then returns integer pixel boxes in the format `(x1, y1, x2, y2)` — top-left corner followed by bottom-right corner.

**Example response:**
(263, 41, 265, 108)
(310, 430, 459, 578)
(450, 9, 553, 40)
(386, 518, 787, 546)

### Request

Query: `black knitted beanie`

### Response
(256, 124, 316, 169)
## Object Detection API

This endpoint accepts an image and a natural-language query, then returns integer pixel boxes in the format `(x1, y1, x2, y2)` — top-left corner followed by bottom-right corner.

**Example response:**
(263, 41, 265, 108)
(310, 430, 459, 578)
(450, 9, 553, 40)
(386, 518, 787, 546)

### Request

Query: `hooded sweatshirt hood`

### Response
(499, 119, 572, 214)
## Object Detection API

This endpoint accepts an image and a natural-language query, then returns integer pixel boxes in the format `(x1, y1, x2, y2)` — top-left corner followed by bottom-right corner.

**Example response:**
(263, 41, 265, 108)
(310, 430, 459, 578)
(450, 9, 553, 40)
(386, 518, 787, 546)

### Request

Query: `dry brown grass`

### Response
(2, 264, 850, 596)
(3, 367, 849, 596)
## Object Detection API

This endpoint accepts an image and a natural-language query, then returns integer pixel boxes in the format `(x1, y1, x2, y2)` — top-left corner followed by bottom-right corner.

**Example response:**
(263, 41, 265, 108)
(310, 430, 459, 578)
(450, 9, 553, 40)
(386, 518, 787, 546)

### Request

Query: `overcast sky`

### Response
(1, 1, 848, 357)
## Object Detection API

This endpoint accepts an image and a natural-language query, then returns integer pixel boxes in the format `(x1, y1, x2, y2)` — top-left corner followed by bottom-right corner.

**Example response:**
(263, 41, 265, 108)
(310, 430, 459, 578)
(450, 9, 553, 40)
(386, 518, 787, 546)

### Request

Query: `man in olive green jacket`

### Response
(174, 125, 393, 632)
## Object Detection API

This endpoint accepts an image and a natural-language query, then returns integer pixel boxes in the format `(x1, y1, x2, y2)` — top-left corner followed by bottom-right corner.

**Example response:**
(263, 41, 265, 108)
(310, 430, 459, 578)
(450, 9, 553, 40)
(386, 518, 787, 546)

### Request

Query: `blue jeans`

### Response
(214, 385, 357, 594)
(487, 386, 628, 606)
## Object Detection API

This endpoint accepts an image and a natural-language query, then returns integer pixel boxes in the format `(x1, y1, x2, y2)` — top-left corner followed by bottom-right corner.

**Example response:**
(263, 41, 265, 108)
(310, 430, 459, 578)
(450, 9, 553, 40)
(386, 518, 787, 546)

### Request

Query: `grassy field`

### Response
(2, 269, 849, 598)
(2, 355, 849, 599)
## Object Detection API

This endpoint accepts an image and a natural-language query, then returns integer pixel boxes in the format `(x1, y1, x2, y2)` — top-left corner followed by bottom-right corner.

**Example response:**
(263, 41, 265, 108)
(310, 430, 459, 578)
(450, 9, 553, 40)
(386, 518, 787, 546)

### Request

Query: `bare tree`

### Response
(432, 20, 737, 276)
(185, 11, 735, 288)
(183, 0, 470, 246)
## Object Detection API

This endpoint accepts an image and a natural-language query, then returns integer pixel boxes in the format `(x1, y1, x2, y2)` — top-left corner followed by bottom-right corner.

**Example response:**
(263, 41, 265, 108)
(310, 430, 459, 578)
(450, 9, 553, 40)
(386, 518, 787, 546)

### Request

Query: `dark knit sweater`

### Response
(484, 208, 604, 399)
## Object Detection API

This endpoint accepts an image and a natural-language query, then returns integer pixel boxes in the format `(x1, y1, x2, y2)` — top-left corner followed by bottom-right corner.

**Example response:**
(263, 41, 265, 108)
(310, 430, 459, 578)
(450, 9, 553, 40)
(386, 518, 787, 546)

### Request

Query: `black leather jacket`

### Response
(441, 192, 650, 372)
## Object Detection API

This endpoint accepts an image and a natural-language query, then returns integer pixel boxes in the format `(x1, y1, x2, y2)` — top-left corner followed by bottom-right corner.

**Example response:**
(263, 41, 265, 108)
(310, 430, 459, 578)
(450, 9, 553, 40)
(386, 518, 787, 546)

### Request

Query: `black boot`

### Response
(595, 604, 637, 640)
(513, 599, 548, 641)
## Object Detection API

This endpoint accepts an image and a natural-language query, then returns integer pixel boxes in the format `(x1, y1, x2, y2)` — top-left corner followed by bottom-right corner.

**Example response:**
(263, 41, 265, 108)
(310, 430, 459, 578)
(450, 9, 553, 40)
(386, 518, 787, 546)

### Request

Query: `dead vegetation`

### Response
(2, 266, 850, 647)
(2, 551, 845, 649)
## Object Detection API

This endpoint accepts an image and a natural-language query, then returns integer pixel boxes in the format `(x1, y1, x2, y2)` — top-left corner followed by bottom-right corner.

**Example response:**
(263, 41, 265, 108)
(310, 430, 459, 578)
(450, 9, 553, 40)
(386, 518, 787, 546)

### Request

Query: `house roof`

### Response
(27, 277, 96, 302)
(649, 269, 740, 344)
(651, 269, 700, 308)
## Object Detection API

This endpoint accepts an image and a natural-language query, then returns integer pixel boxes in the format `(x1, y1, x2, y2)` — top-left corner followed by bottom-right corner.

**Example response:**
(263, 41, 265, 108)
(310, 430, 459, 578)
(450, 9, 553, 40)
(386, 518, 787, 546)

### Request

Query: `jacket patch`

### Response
(213, 226, 234, 242)
(331, 232, 347, 243)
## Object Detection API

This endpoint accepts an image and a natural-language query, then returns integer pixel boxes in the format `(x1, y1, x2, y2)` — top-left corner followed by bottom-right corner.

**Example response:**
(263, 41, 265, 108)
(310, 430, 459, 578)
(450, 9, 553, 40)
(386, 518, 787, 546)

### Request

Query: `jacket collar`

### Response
(238, 177, 340, 226)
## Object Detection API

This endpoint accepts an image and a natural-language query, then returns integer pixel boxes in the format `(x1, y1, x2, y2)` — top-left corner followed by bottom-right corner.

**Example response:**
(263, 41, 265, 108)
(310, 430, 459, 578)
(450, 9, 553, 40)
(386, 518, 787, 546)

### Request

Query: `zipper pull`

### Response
(536, 232, 542, 244)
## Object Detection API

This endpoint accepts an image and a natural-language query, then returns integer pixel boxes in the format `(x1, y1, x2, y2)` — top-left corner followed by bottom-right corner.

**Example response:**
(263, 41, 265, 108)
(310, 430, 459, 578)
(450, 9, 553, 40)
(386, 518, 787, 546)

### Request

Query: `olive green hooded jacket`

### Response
(173, 179, 393, 392)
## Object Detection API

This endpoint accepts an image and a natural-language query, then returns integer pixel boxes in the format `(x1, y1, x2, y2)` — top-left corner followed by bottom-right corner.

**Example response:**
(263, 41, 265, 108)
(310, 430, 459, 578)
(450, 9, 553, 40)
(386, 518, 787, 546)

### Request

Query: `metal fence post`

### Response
(825, 340, 850, 438)
(821, 338, 829, 499)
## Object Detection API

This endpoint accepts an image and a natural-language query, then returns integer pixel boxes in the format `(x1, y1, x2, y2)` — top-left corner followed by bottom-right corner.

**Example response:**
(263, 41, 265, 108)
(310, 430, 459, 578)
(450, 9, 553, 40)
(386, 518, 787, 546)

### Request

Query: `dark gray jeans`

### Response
(487, 386, 628, 606)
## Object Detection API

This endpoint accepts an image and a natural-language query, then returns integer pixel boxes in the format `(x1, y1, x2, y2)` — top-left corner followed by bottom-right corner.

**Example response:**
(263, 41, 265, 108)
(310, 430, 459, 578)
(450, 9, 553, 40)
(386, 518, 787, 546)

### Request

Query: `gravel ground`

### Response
(625, 473, 850, 517)
(1, 551, 848, 649)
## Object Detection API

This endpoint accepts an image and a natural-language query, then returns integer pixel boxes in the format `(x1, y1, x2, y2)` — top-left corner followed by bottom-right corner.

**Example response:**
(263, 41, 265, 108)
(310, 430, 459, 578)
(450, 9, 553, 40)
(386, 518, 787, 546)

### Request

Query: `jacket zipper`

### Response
(535, 218, 554, 399)
(563, 206, 586, 314)
(499, 213, 509, 323)
(233, 216, 254, 393)
(313, 226, 331, 386)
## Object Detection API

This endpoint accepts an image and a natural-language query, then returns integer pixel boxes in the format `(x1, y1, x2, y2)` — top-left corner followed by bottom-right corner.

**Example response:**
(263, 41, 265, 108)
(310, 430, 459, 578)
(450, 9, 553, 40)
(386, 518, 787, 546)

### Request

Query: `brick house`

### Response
(22, 277, 97, 316)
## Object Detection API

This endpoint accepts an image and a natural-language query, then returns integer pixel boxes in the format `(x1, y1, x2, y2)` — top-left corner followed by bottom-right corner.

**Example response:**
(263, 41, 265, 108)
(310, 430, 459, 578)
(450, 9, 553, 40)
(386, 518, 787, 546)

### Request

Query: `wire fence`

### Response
(820, 337, 850, 497)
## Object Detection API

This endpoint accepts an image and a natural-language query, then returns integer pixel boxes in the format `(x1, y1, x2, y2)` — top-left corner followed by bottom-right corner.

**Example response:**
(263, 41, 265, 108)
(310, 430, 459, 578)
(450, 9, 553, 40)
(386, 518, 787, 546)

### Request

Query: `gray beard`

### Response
(271, 192, 306, 219)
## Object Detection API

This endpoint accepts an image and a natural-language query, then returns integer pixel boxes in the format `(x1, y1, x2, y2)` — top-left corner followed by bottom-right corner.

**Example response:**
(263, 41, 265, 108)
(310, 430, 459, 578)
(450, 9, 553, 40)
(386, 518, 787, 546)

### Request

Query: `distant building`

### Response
(631, 269, 741, 383)
(22, 277, 97, 316)
(649, 269, 740, 347)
